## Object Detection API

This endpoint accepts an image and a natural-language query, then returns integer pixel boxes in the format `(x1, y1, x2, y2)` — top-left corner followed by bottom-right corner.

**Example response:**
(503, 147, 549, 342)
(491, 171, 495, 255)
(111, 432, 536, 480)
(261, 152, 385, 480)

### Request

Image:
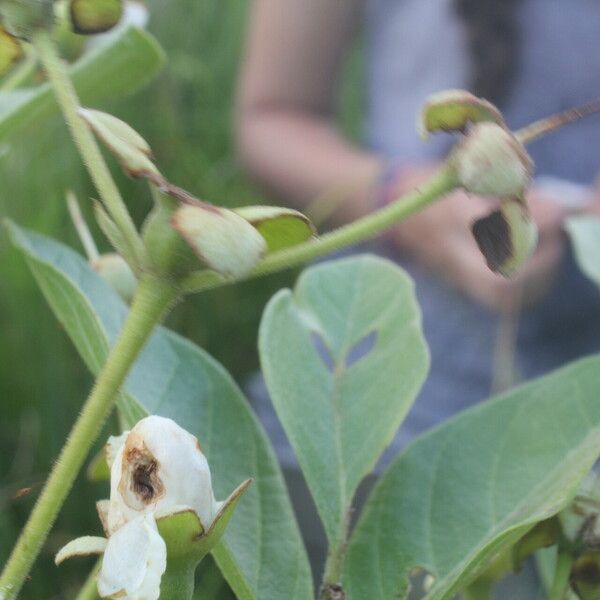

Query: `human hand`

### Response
(387, 167, 567, 312)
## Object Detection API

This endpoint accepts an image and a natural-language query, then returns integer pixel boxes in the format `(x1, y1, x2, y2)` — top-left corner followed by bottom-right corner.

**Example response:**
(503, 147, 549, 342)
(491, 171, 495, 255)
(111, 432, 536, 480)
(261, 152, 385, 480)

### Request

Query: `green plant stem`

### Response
(160, 560, 196, 600)
(181, 165, 459, 294)
(75, 559, 101, 600)
(0, 276, 178, 600)
(548, 552, 573, 600)
(32, 30, 145, 268)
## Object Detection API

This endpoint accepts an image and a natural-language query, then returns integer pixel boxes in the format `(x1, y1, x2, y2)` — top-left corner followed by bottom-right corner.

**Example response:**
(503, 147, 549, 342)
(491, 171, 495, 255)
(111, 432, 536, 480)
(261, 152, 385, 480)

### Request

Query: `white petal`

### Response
(105, 431, 129, 470)
(115, 416, 219, 529)
(98, 514, 166, 600)
(55, 536, 107, 565)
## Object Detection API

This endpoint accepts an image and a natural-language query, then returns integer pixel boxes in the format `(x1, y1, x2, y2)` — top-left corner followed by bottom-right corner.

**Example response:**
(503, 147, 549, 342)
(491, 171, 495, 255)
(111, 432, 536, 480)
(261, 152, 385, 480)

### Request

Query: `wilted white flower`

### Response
(97, 513, 166, 600)
(55, 416, 251, 600)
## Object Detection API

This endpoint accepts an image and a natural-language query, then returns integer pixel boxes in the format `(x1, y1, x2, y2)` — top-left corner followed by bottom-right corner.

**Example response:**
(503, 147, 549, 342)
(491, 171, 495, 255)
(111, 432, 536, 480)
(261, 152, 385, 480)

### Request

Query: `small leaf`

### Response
(419, 89, 505, 139)
(55, 536, 107, 565)
(566, 216, 600, 289)
(234, 206, 316, 252)
(172, 204, 267, 278)
(79, 107, 158, 177)
(70, 0, 124, 34)
(259, 255, 429, 544)
(471, 198, 538, 277)
(0, 26, 22, 76)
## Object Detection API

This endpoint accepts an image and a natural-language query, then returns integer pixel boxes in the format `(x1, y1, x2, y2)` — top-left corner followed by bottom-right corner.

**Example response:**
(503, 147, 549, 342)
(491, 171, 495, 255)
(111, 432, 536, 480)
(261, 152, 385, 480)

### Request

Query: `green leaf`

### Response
(259, 255, 429, 544)
(0, 26, 165, 140)
(343, 357, 600, 600)
(234, 206, 316, 252)
(566, 215, 600, 289)
(7, 222, 312, 600)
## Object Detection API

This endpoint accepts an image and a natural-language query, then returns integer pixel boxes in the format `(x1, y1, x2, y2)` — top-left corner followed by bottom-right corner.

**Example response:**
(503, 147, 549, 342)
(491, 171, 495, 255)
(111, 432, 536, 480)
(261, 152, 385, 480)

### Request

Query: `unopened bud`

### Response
(172, 202, 267, 278)
(78, 107, 158, 178)
(90, 253, 137, 302)
(69, 0, 123, 35)
(572, 553, 600, 600)
(452, 123, 533, 198)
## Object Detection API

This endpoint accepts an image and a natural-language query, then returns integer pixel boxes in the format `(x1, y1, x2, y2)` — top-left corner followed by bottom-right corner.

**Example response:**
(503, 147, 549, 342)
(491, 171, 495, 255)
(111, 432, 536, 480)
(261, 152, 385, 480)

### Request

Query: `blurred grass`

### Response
(0, 1, 363, 597)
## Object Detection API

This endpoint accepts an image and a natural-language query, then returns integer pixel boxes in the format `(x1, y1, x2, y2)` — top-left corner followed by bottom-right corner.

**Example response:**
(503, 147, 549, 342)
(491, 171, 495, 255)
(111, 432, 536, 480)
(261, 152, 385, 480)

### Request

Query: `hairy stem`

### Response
(0, 276, 178, 599)
(181, 165, 459, 294)
(32, 30, 145, 268)
(548, 552, 573, 600)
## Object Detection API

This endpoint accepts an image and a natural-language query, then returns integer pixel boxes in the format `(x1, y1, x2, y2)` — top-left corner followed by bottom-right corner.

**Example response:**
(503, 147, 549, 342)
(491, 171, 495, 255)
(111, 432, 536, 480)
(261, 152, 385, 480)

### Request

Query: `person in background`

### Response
(236, 0, 600, 449)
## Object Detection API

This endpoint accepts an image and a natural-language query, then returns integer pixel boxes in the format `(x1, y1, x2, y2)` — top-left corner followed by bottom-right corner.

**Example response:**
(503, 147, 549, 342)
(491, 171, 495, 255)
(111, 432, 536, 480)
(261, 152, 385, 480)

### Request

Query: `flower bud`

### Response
(571, 553, 600, 600)
(69, 0, 123, 35)
(90, 253, 137, 302)
(452, 123, 533, 197)
(172, 202, 267, 278)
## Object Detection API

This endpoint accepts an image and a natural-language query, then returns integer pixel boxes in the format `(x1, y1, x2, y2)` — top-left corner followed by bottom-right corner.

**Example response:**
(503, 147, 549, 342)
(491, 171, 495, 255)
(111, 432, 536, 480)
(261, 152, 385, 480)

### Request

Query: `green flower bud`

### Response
(452, 122, 533, 197)
(572, 553, 600, 600)
(69, 0, 123, 35)
(0, 25, 22, 75)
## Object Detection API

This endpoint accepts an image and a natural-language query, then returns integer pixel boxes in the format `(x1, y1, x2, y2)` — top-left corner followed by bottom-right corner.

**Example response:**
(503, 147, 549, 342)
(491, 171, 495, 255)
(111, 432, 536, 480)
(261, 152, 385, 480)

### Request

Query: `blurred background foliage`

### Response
(0, 1, 363, 597)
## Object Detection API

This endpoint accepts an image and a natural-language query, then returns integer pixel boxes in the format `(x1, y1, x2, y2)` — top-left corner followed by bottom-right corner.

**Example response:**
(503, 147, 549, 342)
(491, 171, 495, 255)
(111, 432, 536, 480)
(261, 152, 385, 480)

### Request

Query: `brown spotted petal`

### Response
(471, 198, 538, 277)
(70, 0, 123, 34)
(107, 416, 219, 535)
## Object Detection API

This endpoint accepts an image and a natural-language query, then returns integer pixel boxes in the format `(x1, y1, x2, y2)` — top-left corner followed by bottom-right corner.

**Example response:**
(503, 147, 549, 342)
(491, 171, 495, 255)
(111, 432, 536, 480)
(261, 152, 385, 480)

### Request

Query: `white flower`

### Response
(98, 513, 166, 600)
(56, 416, 225, 600)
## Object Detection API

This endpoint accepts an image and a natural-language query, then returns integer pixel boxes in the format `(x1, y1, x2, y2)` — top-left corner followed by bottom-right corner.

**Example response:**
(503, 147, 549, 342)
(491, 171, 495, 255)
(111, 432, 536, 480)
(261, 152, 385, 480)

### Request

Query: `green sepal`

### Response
(70, 0, 123, 34)
(419, 89, 505, 139)
(234, 205, 316, 252)
(156, 479, 252, 565)
(86, 448, 111, 482)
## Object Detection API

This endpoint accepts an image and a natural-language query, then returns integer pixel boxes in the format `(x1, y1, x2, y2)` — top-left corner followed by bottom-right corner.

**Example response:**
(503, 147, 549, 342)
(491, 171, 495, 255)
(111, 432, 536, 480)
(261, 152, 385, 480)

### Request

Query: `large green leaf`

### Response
(259, 255, 429, 544)
(566, 215, 600, 289)
(343, 357, 600, 600)
(0, 26, 164, 140)
(7, 222, 312, 600)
